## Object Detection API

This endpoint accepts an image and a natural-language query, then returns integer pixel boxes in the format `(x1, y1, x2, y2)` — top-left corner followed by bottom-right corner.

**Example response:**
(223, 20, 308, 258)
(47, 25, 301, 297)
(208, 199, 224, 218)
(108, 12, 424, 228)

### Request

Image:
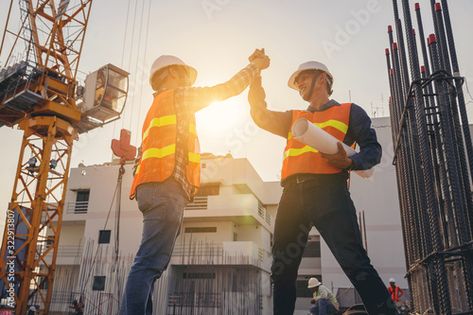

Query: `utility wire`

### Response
(79, 169, 121, 296)
(124, 0, 139, 132)
(134, 0, 152, 146)
(112, 0, 133, 145)
(128, 0, 146, 134)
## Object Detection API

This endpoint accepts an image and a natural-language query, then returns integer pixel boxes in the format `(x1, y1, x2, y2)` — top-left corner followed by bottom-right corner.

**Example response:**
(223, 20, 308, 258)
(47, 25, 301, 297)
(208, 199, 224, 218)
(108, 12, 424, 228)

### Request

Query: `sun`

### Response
(195, 97, 248, 136)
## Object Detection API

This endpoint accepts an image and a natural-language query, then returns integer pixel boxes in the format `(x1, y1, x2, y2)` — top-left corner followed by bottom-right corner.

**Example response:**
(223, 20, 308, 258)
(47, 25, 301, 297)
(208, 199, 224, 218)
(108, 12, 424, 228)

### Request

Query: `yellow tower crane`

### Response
(0, 1, 129, 314)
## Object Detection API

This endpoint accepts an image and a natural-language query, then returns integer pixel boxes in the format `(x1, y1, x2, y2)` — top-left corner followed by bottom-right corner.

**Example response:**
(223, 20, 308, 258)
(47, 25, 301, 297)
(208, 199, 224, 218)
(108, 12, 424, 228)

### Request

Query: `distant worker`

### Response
(70, 299, 84, 315)
(120, 51, 270, 315)
(248, 56, 398, 315)
(27, 305, 38, 315)
(308, 277, 339, 315)
(388, 278, 404, 304)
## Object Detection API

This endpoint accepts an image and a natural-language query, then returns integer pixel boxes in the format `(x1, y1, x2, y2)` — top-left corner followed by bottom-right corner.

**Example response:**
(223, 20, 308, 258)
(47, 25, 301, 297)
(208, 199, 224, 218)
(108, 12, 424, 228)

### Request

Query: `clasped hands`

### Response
(248, 49, 268, 106)
(249, 48, 270, 71)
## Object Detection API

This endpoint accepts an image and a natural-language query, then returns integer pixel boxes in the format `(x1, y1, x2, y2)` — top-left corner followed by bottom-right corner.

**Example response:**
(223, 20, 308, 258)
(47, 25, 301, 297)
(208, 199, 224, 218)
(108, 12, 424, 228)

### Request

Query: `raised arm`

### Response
(248, 74, 291, 138)
(176, 51, 270, 113)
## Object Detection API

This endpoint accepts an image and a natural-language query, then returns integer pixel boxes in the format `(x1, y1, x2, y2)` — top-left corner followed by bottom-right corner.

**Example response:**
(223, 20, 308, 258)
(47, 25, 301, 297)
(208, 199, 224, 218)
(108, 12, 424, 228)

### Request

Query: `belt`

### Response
(282, 173, 348, 187)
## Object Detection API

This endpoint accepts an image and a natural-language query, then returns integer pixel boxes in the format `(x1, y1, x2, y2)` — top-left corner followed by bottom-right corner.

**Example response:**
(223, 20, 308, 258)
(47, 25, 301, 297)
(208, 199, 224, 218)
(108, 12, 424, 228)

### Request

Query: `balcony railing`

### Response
(66, 200, 88, 214)
(258, 202, 272, 226)
(185, 196, 208, 211)
(171, 241, 265, 268)
(57, 245, 83, 258)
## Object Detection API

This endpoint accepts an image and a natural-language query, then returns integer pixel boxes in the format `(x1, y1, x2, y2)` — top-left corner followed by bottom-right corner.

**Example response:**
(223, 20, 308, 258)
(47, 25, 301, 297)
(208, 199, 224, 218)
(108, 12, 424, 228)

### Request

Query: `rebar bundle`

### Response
(385, 1, 473, 314)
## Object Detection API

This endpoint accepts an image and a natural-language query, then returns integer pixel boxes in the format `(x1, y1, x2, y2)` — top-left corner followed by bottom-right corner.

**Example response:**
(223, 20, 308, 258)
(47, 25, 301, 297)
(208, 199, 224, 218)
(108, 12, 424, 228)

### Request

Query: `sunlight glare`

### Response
(195, 97, 248, 136)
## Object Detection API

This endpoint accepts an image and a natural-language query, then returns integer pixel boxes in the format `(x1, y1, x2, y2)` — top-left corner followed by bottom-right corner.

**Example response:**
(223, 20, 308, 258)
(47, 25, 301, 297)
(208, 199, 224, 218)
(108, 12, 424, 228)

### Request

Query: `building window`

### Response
(92, 276, 106, 291)
(296, 275, 322, 298)
(196, 184, 220, 196)
(303, 236, 321, 258)
(184, 227, 217, 233)
(76, 189, 90, 202)
(98, 230, 111, 244)
(74, 189, 90, 213)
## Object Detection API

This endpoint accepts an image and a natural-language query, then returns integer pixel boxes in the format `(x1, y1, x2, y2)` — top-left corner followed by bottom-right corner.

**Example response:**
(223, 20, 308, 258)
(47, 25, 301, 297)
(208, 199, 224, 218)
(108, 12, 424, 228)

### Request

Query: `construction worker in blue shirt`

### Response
(248, 52, 398, 315)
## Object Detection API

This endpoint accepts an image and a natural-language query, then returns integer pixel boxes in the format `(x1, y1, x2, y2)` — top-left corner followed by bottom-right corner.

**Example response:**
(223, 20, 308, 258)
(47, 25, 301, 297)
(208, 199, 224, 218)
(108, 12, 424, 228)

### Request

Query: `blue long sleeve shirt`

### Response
(326, 100, 382, 171)
(249, 99, 382, 171)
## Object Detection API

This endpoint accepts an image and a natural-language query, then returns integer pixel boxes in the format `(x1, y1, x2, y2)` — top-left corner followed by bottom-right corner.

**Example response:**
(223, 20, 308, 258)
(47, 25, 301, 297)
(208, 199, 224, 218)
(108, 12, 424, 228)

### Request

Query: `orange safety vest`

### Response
(129, 90, 200, 199)
(281, 103, 352, 180)
(388, 286, 403, 302)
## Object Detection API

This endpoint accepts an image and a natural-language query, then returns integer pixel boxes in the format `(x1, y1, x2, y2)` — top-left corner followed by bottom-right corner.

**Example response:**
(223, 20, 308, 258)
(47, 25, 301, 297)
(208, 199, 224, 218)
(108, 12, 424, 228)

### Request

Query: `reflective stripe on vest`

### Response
(188, 152, 200, 163)
(135, 146, 198, 175)
(284, 145, 318, 159)
(143, 115, 177, 140)
(287, 120, 349, 140)
(281, 103, 352, 179)
(129, 90, 201, 199)
(143, 116, 197, 142)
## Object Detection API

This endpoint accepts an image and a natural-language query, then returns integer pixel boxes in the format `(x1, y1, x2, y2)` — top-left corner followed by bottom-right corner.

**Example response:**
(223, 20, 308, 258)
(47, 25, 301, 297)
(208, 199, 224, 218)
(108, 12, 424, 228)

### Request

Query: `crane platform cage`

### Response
(77, 63, 129, 133)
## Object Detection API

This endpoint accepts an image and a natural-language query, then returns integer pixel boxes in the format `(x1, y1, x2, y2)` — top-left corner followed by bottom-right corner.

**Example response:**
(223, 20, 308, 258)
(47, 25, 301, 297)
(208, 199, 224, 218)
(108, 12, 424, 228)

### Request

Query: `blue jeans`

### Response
(120, 179, 188, 315)
(310, 298, 337, 315)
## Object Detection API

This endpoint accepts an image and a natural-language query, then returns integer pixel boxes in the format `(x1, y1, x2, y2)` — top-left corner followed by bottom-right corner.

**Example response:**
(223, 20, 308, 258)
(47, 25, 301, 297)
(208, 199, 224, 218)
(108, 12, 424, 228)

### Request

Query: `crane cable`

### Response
(78, 0, 146, 303)
(123, 0, 139, 132)
(79, 165, 122, 298)
(112, 0, 133, 140)
(128, 0, 146, 134)
(133, 0, 152, 146)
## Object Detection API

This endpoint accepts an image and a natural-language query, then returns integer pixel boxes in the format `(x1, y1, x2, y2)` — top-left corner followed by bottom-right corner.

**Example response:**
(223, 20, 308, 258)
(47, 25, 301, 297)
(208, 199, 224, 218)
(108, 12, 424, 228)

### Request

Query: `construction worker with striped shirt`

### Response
(120, 51, 270, 315)
(248, 58, 398, 315)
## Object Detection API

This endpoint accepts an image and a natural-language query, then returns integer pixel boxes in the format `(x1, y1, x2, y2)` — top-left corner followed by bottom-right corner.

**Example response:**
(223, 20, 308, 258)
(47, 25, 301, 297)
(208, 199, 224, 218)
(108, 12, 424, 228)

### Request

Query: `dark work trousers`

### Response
(271, 174, 397, 315)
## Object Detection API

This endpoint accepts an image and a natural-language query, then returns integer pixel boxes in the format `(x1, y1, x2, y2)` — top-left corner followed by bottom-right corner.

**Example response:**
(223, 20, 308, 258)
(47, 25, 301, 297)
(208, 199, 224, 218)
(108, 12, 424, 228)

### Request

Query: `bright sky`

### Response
(1, 0, 473, 231)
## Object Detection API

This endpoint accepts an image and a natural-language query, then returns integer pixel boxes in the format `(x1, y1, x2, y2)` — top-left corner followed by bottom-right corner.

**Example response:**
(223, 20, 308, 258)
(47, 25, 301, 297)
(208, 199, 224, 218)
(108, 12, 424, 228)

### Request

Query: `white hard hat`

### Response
(307, 277, 322, 288)
(149, 55, 197, 89)
(288, 61, 333, 90)
(389, 278, 396, 283)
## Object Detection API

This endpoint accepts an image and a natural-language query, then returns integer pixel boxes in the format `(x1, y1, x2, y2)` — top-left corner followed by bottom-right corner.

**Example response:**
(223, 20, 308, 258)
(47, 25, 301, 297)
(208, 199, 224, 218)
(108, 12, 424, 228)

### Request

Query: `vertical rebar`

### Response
(386, 46, 416, 310)
(434, 5, 473, 234)
(400, 0, 451, 312)
(387, 1, 473, 313)
(440, 0, 473, 191)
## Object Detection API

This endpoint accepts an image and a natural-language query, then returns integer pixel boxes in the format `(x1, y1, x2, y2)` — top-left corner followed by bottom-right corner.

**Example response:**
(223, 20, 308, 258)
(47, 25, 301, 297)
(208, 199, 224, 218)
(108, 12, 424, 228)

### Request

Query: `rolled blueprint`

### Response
(291, 118, 374, 178)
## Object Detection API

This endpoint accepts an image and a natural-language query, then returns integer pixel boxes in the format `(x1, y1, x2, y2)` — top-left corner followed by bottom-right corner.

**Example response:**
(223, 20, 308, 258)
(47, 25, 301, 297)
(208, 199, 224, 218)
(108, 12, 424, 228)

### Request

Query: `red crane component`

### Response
(111, 129, 137, 163)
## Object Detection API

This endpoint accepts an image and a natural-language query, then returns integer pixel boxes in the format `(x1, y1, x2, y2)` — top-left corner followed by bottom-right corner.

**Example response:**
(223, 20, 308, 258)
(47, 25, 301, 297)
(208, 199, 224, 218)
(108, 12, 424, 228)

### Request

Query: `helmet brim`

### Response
(288, 67, 333, 91)
(288, 69, 304, 90)
(150, 64, 197, 89)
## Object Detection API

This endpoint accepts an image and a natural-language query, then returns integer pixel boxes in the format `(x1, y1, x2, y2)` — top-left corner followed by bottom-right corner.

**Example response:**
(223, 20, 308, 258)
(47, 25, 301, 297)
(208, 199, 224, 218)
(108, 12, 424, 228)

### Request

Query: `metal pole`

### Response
(434, 5, 473, 245)
(429, 33, 473, 312)
(441, 0, 473, 189)
(391, 41, 420, 265)
(386, 46, 415, 308)
(400, 1, 451, 313)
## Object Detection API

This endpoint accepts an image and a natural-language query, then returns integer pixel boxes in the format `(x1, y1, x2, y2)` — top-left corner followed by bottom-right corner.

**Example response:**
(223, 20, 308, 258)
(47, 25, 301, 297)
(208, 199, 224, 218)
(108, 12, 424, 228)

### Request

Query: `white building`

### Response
(49, 154, 280, 315)
(49, 117, 408, 315)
